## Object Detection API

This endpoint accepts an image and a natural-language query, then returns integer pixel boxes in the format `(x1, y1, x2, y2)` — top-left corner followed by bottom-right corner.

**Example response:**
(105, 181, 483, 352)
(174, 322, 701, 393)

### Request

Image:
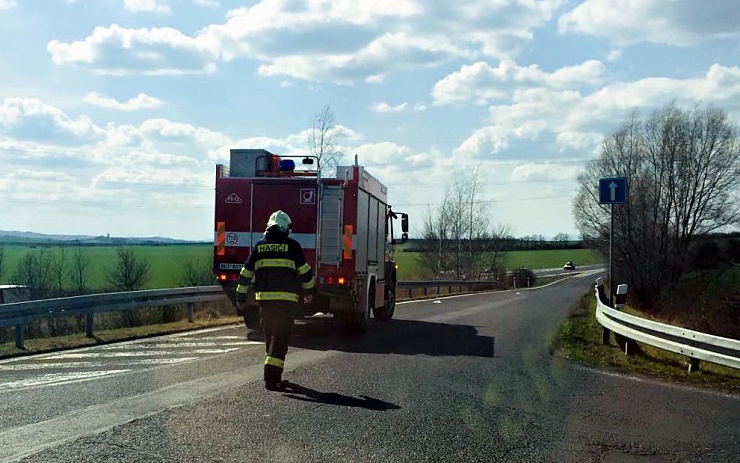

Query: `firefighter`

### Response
(235, 210, 315, 391)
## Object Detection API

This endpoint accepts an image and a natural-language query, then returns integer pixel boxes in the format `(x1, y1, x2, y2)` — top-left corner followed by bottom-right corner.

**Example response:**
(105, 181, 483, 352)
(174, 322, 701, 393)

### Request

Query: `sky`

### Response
(0, 0, 739, 241)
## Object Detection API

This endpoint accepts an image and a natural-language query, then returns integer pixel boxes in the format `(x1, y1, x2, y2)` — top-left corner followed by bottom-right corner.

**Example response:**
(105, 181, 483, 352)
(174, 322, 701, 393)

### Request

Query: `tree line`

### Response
(574, 102, 740, 313)
(0, 245, 215, 300)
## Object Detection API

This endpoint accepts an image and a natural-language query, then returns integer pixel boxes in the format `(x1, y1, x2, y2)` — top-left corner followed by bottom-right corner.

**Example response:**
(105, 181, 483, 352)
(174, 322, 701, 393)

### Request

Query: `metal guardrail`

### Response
(594, 285, 740, 372)
(0, 286, 227, 349)
(397, 280, 506, 299)
(0, 274, 565, 351)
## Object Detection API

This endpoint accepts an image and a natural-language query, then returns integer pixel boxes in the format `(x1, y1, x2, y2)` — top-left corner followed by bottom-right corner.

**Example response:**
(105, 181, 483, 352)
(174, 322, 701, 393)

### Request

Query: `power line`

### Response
(392, 195, 574, 207)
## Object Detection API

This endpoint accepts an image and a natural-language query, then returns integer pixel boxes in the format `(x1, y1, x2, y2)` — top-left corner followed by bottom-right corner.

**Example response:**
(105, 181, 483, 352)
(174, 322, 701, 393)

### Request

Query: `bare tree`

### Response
(481, 223, 511, 281)
(107, 247, 151, 292)
(308, 103, 343, 175)
(69, 247, 91, 295)
(553, 232, 570, 244)
(415, 170, 498, 279)
(180, 256, 215, 286)
(574, 103, 740, 309)
(464, 166, 491, 278)
(415, 201, 454, 278)
(49, 247, 68, 297)
(13, 249, 53, 300)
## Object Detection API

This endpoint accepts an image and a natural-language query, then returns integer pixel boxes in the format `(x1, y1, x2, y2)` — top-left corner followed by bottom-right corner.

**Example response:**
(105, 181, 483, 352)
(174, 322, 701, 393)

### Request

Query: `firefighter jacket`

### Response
(236, 229, 315, 303)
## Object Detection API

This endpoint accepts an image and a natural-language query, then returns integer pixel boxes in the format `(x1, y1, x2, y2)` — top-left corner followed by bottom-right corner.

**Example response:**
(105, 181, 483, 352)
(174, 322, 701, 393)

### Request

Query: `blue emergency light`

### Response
(279, 159, 295, 171)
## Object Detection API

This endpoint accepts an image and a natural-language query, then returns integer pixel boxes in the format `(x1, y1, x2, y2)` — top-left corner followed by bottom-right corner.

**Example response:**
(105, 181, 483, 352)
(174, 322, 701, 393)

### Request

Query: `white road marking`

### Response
(43, 348, 242, 359)
(106, 341, 259, 349)
(0, 370, 130, 391)
(0, 358, 199, 370)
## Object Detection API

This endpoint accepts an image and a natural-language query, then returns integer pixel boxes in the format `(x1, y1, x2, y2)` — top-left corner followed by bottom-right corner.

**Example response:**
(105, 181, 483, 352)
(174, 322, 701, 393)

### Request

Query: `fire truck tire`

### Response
(340, 281, 373, 333)
(373, 288, 395, 322)
(242, 307, 261, 331)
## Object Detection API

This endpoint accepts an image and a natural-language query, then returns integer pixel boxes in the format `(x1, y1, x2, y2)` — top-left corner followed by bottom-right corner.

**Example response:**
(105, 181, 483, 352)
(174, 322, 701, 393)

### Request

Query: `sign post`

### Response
(599, 177, 628, 306)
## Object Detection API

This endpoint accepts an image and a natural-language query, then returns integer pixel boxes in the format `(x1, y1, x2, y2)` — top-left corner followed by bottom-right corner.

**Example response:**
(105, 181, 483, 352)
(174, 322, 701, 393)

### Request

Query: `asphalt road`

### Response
(1, 271, 739, 462)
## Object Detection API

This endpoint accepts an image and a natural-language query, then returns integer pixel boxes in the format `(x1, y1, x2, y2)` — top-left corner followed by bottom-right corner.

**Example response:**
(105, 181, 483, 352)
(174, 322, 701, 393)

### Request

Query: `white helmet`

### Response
(266, 210, 292, 234)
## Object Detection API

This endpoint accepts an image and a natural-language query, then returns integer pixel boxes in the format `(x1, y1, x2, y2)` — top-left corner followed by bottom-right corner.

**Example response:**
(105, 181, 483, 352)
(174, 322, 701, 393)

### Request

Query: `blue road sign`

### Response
(599, 177, 628, 204)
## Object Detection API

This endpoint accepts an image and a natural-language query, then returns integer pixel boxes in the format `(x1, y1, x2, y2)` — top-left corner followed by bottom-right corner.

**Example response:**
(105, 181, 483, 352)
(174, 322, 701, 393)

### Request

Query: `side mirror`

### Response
(401, 232, 408, 243)
(401, 213, 409, 233)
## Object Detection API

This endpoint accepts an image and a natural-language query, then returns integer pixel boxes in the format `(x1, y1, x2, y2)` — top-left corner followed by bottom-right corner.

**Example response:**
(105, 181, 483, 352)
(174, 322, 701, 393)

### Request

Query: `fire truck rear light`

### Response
(327, 277, 334, 284)
(219, 274, 227, 281)
(338, 277, 346, 285)
(395, 264, 399, 269)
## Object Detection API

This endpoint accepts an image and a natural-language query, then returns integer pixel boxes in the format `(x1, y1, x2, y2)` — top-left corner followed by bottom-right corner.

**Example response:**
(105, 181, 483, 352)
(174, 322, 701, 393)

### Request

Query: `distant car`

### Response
(563, 261, 575, 270)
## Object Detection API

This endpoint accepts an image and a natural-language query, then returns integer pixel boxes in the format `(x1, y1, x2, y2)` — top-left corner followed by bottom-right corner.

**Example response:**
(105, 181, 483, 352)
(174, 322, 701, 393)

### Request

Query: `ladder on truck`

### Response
(319, 185, 343, 267)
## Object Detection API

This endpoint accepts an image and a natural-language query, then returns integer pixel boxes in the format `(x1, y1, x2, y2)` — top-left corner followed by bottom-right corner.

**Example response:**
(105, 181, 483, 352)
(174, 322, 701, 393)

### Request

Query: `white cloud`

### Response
(84, 92, 163, 111)
(47, 0, 564, 83)
(0, 0, 16, 9)
(124, 0, 171, 14)
(433, 59, 606, 106)
(372, 101, 427, 113)
(510, 163, 582, 182)
(558, 0, 740, 46)
(454, 63, 740, 159)
(606, 49, 622, 61)
(47, 25, 217, 76)
(0, 97, 105, 144)
(193, 0, 218, 7)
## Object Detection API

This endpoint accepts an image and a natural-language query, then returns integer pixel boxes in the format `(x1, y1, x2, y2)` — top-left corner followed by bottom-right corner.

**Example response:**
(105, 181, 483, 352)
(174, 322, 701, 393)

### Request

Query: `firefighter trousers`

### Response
(260, 301, 295, 384)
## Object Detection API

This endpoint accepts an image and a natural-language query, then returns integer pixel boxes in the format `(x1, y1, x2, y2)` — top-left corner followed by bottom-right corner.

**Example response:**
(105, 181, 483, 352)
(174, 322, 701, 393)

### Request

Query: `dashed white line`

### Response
(0, 370, 130, 391)
(106, 341, 260, 349)
(43, 348, 243, 359)
(0, 358, 199, 370)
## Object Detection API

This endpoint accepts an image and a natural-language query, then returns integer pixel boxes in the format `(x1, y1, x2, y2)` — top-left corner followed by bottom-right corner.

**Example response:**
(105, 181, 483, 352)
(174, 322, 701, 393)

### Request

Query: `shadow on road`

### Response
(280, 382, 401, 410)
(248, 318, 495, 358)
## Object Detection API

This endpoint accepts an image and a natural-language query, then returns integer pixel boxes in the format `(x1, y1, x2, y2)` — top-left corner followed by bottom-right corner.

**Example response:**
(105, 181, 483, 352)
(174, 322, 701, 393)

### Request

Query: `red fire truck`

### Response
(213, 149, 408, 331)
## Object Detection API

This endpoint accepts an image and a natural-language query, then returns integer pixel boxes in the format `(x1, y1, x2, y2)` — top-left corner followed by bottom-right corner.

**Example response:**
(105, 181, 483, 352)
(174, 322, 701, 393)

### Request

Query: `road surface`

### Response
(1, 271, 738, 462)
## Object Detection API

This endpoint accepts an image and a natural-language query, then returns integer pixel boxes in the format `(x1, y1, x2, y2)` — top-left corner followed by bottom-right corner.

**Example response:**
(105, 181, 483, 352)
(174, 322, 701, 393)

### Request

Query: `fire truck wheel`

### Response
(373, 289, 395, 322)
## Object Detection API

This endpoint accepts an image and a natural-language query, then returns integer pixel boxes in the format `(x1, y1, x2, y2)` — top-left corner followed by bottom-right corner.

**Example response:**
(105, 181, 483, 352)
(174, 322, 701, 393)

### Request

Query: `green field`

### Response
(1, 243, 605, 291)
(0, 244, 214, 291)
(393, 248, 604, 280)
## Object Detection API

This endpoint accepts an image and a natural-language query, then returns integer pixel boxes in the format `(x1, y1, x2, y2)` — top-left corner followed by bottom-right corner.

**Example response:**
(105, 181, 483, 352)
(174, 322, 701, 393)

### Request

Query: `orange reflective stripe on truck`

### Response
(217, 221, 226, 256)
(343, 225, 353, 260)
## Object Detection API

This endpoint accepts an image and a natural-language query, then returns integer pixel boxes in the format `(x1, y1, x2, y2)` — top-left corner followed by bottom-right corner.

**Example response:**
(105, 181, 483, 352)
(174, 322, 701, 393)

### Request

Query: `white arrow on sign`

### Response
(608, 181, 618, 202)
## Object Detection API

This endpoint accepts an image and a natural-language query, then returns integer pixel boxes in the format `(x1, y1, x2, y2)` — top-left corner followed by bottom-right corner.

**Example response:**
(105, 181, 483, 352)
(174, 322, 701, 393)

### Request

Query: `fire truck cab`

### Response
(213, 149, 408, 331)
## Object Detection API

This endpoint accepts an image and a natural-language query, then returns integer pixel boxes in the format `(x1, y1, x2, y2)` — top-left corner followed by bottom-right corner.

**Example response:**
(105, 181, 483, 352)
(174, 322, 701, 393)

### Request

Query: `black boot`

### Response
(265, 380, 290, 391)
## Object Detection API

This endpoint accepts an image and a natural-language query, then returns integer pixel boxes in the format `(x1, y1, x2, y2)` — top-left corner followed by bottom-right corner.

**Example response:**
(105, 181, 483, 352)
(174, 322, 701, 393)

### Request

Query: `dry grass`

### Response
(552, 293, 740, 393)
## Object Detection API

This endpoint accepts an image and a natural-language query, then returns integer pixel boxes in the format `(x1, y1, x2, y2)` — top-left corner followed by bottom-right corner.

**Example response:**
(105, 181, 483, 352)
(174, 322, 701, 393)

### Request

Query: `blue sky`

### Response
(1, 0, 739, 241)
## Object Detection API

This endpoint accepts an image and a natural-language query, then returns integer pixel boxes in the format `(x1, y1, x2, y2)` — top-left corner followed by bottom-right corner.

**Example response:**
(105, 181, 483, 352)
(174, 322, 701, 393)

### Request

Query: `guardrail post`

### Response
(596, 278, 611, 345)
(15, 324, 24, 350)
(615, 284, 628, 310)
(86, 314, 94, 338)
(688, 357, 700, 373)
(619, 335, 638, 356)
(188, 302, 195, 323)
(601, 327, 610, 345)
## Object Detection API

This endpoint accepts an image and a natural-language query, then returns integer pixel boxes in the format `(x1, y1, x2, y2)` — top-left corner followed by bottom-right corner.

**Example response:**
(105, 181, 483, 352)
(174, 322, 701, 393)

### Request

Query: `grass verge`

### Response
(0, 315, 241, 360)
(552, 293, 740, 393)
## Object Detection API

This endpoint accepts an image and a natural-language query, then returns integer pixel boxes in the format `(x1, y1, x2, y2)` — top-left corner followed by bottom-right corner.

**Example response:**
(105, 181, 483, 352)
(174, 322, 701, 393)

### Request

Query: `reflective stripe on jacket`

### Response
(236, 229, 315, 302)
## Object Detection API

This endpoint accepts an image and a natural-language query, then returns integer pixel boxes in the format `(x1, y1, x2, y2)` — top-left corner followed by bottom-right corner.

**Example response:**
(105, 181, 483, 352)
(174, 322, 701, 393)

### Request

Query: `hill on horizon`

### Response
(0, 230, 207, 245)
